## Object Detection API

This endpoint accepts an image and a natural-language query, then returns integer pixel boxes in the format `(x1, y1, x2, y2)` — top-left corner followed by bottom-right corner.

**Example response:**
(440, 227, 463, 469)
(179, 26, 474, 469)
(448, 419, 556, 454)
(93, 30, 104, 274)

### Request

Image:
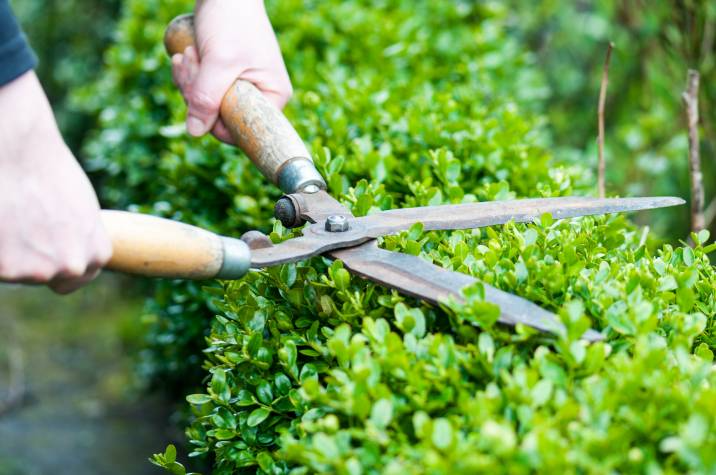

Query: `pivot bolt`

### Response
(325, 215, 349, 232)
(275, 196, 301, 228)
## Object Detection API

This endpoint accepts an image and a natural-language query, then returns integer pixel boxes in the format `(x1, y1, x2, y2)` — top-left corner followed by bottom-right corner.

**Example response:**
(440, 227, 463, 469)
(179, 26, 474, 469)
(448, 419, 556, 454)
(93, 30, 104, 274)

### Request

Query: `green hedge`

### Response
(78, 0, 716, 473)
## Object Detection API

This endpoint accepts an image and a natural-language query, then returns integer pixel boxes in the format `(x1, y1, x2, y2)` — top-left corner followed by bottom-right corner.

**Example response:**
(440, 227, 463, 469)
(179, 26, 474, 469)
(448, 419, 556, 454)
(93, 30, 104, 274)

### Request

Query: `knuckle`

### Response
(56, 258, 88, 279)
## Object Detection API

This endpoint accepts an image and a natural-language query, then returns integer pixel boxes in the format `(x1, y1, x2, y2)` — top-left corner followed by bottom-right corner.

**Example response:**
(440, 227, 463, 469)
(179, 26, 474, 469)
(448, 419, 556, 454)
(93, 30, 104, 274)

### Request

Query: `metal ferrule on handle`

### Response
(164, 13, 326, 194)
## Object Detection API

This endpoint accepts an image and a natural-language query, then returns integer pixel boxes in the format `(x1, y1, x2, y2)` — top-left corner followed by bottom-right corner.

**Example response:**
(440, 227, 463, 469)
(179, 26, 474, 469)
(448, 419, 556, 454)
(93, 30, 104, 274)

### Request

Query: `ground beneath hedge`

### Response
(0, 276, 174, 475)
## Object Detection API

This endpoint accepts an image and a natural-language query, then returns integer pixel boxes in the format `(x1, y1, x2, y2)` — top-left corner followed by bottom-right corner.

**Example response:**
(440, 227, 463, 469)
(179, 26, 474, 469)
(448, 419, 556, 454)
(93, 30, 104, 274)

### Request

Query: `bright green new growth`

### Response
(77, 0, 716, 473)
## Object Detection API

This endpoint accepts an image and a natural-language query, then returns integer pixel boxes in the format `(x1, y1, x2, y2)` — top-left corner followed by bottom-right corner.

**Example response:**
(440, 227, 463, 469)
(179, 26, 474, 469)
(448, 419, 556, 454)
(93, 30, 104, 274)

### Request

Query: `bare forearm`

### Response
(0, 71, 112, 293)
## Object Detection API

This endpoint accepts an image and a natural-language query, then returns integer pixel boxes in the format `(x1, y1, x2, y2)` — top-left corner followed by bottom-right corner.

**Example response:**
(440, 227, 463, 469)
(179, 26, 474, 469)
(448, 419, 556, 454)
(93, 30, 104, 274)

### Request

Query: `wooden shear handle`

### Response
(164, 13, 325, 193)
(102, 210, 250, 280)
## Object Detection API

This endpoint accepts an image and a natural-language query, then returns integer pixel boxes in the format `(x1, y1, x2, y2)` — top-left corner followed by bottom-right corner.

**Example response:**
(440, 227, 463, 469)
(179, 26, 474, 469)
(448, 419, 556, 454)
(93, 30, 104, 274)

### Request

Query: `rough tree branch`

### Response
(597, 42, 614, 198)
(682, 69, 704, 232)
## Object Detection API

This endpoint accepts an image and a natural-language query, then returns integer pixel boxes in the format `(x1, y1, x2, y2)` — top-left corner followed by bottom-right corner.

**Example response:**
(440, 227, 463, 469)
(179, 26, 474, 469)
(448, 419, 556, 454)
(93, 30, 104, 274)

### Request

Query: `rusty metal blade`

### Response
(252, 195, 684, 268)
(329, 241, 603, 342)
(358, 196, 685, 237)
(250, 233, 372, 268)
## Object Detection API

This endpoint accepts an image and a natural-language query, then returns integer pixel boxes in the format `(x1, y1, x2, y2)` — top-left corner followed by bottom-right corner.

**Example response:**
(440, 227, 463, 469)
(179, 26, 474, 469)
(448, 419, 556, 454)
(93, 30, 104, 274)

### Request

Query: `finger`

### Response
(0, 260, 53, 285)
(172, 48, 200, 104)
(171, 53, 184, 87)
(211, 119, 234, 144)
(181, 46, 200, 82)
(185, 52, 243, 137)
(49, 266, 101, 295)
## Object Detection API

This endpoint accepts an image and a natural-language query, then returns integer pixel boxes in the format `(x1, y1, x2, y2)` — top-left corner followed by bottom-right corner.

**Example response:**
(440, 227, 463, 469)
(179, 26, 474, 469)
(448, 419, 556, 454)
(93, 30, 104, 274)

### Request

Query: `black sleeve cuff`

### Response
(0, 1, 37, 86)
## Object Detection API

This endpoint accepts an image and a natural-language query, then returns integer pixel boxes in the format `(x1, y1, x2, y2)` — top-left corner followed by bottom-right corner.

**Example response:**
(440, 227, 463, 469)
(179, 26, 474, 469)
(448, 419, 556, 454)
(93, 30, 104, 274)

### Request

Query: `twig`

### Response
(682, 69, 704, 232)
(597, 42, 614, 198)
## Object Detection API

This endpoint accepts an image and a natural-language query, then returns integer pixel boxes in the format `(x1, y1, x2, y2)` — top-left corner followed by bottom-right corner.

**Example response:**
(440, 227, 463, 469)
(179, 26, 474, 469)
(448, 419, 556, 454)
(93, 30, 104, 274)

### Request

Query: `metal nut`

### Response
(325, 215, 349, 232)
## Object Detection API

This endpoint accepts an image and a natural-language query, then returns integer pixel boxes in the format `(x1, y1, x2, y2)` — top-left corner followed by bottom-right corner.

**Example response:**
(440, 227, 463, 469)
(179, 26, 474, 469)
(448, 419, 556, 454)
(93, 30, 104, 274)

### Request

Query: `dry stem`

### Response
(682, 69, 704, 232)
(597, 42, 614, 198)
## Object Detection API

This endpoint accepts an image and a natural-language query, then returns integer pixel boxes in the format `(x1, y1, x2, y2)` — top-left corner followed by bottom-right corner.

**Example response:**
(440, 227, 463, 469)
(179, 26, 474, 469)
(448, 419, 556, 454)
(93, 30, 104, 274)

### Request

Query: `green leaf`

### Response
(274, 373, 292, 395)
(211, 369, 231, 403)
(280, 264, 297, 287)
(186, 394, 212, 405)
(256, 380, 274, 405)
(334, 268, 351, 291)
(607, 305, 637, 336)
(164, 444, 177, 464)
(432, 418, 453, 450)
(212, 429, 235, 440)
(370, 398, 393, 428)
(676, 287, 695, 311)
(247, 333, 263, 358)
(408, 222, 424, 241)
(531, 379, 553, 406)
(247, 407, 271, 427)
(682, 246, 694, 266)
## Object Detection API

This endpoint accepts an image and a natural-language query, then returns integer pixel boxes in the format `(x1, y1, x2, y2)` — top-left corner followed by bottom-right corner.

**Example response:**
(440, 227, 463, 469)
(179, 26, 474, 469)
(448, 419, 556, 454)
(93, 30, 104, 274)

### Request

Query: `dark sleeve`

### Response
(0, 0, 37, 86)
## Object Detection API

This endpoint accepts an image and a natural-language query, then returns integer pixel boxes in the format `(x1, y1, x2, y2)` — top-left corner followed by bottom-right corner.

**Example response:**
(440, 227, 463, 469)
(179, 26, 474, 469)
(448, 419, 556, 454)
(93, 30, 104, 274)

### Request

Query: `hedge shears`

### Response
(100, 15, 684, 342)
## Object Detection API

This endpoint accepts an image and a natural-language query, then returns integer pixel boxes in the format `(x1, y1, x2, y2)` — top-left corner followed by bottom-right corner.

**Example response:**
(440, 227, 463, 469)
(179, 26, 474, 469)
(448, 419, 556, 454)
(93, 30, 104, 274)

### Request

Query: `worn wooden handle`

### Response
(164, 13, 325, 193)
(101, 210, 250, 280)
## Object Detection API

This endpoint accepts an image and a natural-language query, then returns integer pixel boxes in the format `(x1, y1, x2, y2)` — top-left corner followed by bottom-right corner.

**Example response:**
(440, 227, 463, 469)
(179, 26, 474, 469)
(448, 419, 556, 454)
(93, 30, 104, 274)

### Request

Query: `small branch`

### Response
(682, 69, 704, 232)
(597, 42, 614, 198)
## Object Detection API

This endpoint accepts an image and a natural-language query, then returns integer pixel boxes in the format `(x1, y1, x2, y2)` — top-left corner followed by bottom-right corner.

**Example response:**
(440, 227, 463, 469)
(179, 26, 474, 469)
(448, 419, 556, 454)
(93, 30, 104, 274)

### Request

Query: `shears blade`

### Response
(330, 240, 603, 341)
(251, 196, 684, 268)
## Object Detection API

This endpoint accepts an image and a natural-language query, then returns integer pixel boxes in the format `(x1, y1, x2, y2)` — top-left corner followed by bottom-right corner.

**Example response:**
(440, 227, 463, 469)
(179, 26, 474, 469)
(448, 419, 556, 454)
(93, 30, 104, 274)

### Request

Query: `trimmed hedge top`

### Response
(78, 0, 716, 473)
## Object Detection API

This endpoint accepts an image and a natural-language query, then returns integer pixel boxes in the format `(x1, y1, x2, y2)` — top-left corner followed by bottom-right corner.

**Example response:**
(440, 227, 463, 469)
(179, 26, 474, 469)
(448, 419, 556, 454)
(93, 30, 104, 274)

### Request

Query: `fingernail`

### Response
(187, 116, 206, 136)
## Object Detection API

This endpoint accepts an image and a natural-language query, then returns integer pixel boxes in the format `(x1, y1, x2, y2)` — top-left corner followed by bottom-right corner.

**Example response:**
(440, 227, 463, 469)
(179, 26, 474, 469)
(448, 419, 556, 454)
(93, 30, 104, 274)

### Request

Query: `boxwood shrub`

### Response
(77, 0, 716, 473)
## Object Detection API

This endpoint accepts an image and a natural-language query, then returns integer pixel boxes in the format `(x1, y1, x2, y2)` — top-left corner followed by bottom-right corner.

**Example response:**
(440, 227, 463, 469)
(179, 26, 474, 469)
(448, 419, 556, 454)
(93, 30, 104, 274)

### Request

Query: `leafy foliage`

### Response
(76, 0, 716, 473)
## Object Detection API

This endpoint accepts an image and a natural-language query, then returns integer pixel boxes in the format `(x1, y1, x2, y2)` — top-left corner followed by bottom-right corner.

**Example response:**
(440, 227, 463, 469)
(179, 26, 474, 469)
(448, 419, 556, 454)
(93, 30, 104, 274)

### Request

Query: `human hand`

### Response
(0, 71, 112, 294)
(171, 0, 293, 143)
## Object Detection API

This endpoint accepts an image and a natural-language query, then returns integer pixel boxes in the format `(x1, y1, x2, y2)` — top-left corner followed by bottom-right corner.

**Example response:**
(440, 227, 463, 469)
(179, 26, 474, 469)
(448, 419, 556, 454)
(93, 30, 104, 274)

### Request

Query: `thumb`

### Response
(186, 51, 241, 137)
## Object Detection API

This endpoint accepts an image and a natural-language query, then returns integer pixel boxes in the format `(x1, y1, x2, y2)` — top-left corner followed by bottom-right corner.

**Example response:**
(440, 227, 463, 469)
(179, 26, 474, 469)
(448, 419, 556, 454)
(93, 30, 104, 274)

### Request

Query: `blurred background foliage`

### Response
(9, 0, 120, 151)
(508, 0, 716, 235)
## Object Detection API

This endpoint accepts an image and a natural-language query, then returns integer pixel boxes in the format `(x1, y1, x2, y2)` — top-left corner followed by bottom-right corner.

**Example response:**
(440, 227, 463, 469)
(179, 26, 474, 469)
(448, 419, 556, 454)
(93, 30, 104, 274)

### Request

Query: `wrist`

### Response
(0, 70, 64, 165)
